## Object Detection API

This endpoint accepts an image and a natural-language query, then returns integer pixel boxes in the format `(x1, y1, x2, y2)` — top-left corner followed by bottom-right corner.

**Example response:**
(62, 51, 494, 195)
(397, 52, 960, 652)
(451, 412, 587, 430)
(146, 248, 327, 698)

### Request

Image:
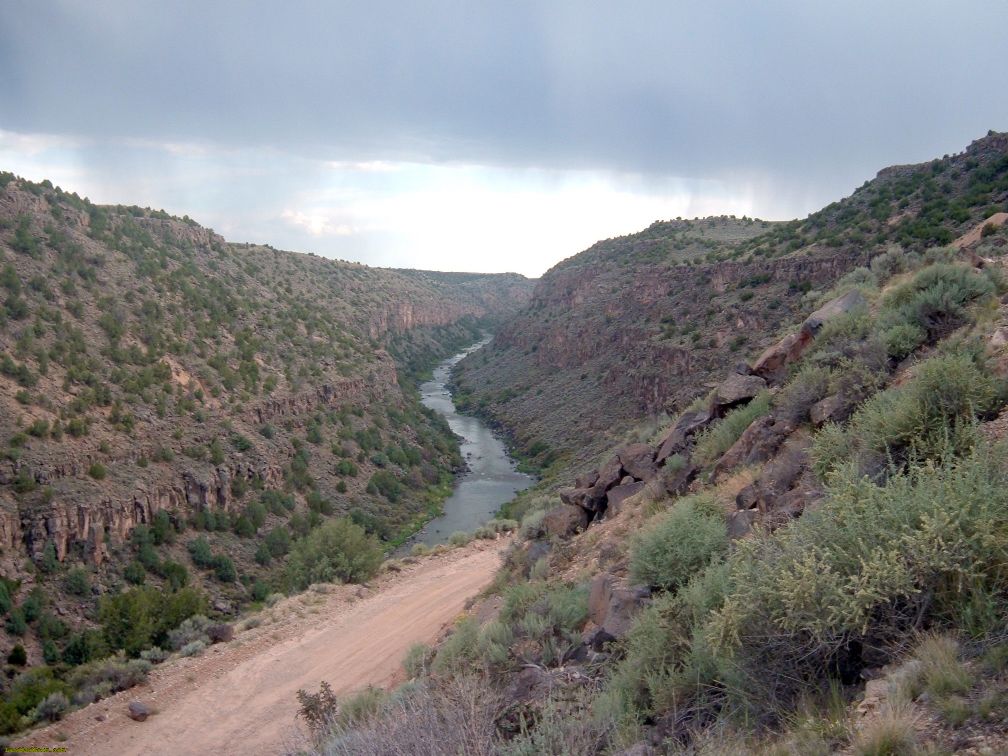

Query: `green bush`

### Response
(65, 567, 91, 596)
(878, 263, 996, 349)
(284, 518, 383, 590)
(7, 644, 26, 665)
(816, 353, 1000, 478)
(68, 653, 151, 700)
(403, 643, 433, 678)
(629, 495, 728, 591)
(448, 531, 472, 547)
(187, 536, 214, 567)
(265, 526, 291, 557)
(98, 586, 207, 656)
(709, 445, 1008, 708)
(693, 392, 771, 467)
(88, 462, 107, 480)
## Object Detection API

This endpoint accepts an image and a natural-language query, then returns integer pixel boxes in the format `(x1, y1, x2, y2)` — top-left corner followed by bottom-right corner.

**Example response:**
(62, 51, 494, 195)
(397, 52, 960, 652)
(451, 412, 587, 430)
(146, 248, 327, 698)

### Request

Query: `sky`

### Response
(1, 1, 1007, 277)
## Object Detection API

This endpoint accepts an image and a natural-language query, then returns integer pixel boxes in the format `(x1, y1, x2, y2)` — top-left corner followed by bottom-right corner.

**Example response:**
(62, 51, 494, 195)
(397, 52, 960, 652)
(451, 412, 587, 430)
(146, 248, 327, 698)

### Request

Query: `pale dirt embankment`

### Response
(15, 539, 507, 756)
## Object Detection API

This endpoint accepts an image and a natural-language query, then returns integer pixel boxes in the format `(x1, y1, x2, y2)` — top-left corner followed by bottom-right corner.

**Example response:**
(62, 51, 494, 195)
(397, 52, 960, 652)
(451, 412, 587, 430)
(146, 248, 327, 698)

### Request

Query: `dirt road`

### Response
(16, 540, 506, 755)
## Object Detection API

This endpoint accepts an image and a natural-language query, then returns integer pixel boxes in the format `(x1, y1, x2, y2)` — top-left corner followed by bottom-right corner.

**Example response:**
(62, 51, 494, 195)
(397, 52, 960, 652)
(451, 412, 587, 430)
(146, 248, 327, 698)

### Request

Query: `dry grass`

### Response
(914, 634, 973, 698)
(851, 701, 920, 756)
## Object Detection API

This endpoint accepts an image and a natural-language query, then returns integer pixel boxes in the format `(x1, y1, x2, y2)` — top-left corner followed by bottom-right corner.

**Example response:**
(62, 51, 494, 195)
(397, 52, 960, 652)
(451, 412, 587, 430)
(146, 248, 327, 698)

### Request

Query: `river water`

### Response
(400, 339, 533, 549)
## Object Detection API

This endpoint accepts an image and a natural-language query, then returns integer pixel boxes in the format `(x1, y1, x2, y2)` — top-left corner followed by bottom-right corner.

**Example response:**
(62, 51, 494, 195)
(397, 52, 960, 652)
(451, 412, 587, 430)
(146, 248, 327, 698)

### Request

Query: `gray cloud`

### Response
(1, 1, 1006, 274)
(3, 2, 1007, 186)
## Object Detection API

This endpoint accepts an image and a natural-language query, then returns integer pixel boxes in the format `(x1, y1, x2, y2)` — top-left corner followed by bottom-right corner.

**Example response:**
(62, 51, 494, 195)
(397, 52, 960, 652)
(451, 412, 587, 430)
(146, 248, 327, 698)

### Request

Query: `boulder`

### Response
(127, 701, 150, 722)
(588, 456, 624, 502)
(759, 434, 812, 502)
(663, 460, 699, 497)
(542, 505, 589, 538)
(751, 331, 811, 380)
(605, 480, 646, 517)
(575, 470, 600, 490)
(587, 573, 614, 625)
(504, 666, 553, 706)
(735, 483, 760, 510)
(617, 443, 658, 481)
(654, 409, 712, 463)
(727, 509, 757, 540)
(588, 573, 650, 641)
(802, 289, 866, 337)
(559, 486, 589, 508)
(711, 414, 785, 479)
(709, 373, 767, 415)
(810, 394, 846, 426)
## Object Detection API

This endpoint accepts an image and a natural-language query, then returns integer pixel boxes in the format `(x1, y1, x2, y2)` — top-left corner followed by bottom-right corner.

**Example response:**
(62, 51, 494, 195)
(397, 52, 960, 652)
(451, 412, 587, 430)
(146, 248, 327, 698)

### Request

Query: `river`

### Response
(400, 339, 533, 549)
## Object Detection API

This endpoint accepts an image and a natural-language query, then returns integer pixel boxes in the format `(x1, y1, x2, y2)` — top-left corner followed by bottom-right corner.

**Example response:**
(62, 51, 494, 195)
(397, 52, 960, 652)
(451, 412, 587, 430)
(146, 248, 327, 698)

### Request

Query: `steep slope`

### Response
(0, 172, 532, 675)
(454, 131, 1008, 474)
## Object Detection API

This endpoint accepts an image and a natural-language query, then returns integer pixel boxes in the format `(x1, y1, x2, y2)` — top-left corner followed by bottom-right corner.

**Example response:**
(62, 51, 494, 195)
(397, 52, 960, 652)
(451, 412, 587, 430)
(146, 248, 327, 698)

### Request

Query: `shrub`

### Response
(432, 617, 481, 675)
(313, 676, 502, 756)
(870, 246, 908, 280)
(5, 608, 26, 636)
(167, 615, 212, 650)
(774, 365, 831, 425)
(297, 680, 339, 735)
(30, 691, 69, 723)
(693, 392, 771, 467)
(68, 654, 151, 695)
(850, 701, 919, 756)
(403, 643, 433, 679)
(709, 445, 1008, 710)
(7, 644, 26, 665)
(187, 536, 214, 567)
(140, 646, 169, 664)
(99, 586, 207, 655)
(284, 518, 383, 590)
(180, 639, 207, 657)
(879, 263, 995, 346)
(265, 526, 291, 557)
(834, 353, 999, 475)
(629, 495, 728, 592)
(88, 462, 107, 480)
(518, 508, 546, 541)
(65, 567, 91, 596)
(914, 634, 973, 698)
(448, 531, 472, 547)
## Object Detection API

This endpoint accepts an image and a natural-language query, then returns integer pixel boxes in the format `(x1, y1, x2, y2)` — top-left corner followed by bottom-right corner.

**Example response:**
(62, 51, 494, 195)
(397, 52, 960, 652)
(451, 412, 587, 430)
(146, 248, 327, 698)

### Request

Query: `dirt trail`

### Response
(16, 540, 506, 755)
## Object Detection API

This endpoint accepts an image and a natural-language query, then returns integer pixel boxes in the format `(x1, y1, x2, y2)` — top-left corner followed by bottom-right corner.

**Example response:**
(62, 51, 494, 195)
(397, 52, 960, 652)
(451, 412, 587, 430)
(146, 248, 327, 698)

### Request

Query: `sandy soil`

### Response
(15, 539, 507, 755)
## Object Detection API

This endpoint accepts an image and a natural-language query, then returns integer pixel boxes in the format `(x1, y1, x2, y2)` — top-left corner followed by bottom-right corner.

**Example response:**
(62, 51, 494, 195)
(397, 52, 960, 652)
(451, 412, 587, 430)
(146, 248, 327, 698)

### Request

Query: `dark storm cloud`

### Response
(2, 0, 1007, 199)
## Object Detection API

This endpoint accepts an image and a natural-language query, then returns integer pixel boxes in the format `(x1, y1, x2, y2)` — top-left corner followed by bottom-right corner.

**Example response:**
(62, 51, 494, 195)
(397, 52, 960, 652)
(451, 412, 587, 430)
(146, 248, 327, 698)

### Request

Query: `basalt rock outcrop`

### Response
(552, 289, 862, 527)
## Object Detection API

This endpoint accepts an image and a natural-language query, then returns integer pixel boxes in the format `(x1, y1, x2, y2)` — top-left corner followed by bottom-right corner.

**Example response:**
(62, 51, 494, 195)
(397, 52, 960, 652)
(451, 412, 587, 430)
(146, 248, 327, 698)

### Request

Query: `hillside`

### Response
(306, 131, 1008, 755)
(0, 171, 533, 691)
(454, 131, 1008, 476)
